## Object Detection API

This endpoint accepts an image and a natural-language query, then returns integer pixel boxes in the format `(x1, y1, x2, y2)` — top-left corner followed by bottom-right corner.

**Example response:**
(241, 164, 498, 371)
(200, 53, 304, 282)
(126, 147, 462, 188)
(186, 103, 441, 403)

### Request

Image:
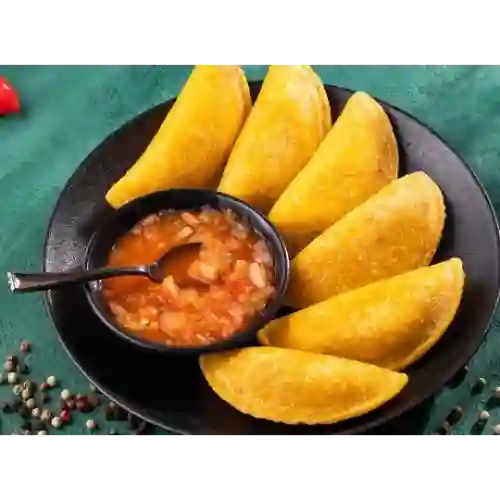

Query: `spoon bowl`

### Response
(6, 242, 204, 293)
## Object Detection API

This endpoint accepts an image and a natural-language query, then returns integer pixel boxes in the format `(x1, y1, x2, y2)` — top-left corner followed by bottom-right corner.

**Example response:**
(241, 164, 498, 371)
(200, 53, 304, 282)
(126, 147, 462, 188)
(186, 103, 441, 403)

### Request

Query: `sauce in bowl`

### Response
(102, 207, 275, 347)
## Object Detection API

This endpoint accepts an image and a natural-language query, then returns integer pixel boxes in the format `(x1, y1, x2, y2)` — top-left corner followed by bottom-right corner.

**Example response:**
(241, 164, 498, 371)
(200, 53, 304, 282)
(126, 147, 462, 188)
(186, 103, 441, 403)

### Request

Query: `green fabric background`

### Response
(1, 65, 500, 435)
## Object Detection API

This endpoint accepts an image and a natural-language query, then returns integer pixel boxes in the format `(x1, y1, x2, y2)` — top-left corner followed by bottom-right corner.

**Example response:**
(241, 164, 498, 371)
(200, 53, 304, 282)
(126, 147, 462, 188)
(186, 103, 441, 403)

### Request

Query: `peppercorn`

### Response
(46, 375, 57, 388)
(12, 384, 22, 396)
(493, 387, 500, 399)
(493, 423, 500, 435)
(86, 419, 98, 430)
(31, 407, 41, 418)
(21, 388, 32, 401)
(7, 372, 18, 384)
(472, 377, 487, 394)
(65, 398, 75, 409)
(6, 354, 18, 365)
(25, 398, 36, 410)
(37, 431, 47, 435)
(60, 409, 71, 424)
(446, 406, 463, 426)
(22, 380, 36, 395)
(478, 410, 490, 422)
(20, 341, 31, 353)
(3, 359, 15, 373)
(60, 389, 72, 401)
(51, 416, 63, 429)
(40, 409, 53, 424)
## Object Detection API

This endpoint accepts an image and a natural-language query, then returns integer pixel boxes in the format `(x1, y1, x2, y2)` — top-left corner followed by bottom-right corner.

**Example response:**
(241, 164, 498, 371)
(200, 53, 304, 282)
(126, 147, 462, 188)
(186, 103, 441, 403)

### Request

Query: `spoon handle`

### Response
(7, 267, 149, 293)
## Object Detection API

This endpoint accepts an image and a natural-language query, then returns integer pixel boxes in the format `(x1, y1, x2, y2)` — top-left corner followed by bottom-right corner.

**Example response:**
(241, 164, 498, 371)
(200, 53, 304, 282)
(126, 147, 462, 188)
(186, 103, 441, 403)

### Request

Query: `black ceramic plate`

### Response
(43, 82, 500, 434)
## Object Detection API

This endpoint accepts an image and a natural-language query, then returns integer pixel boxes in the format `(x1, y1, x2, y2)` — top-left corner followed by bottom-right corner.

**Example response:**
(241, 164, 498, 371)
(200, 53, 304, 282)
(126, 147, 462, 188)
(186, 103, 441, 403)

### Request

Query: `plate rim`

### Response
(41, 82, 500, 434)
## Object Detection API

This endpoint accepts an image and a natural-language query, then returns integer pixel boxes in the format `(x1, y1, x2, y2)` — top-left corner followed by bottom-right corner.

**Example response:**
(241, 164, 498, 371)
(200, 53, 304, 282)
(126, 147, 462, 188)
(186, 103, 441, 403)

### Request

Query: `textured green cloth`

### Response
(1, 65, 500, 435)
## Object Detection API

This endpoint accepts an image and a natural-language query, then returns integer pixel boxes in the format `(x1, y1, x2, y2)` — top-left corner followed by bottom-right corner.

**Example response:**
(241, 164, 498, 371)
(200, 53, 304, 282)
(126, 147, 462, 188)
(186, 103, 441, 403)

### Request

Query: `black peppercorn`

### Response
(472, 377, 487, 395)
(446, 406, 463, 426)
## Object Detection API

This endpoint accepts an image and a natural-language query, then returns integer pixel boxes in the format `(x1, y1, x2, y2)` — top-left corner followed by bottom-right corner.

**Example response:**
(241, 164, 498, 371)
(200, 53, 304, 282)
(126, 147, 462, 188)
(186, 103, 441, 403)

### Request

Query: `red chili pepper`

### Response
(0, 77, 21, 115)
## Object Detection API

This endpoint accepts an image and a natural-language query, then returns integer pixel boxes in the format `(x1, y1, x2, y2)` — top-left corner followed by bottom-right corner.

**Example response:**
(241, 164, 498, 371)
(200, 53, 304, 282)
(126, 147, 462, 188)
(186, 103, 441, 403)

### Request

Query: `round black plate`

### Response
(43, 82, 500, 434)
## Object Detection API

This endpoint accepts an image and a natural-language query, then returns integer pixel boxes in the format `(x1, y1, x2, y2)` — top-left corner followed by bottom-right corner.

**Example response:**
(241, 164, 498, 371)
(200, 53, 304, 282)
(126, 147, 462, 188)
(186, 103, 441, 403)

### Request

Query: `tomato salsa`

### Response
(102, 207, 275, 347)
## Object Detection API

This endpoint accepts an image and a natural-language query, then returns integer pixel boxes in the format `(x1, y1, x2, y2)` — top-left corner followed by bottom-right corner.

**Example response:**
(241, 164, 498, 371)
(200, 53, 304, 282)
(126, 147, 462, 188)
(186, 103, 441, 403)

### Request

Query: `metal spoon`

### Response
(7, 242, 203, 293)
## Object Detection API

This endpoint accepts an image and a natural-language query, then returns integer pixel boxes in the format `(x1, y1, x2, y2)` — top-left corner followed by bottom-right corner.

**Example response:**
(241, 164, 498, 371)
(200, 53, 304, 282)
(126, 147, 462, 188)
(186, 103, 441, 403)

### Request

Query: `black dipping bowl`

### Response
(83, 188, 290, 355)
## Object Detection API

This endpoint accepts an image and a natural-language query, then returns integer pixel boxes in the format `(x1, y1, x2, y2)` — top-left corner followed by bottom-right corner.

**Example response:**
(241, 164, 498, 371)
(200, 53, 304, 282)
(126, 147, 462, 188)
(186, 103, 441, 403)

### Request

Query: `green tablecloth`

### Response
(1, 65, 500, 435)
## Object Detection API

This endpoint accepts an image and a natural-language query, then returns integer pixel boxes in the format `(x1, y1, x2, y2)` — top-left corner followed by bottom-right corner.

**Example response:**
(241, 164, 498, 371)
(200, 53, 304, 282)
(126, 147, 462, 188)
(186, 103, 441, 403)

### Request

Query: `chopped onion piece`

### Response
(160, 311, 186, 333)
(177, 226, 194, 240)
(141, 214, 159, 226)
(161, 275, 179, 298)
(249, 262, 267, 289)
(180, 212, 200, 226)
